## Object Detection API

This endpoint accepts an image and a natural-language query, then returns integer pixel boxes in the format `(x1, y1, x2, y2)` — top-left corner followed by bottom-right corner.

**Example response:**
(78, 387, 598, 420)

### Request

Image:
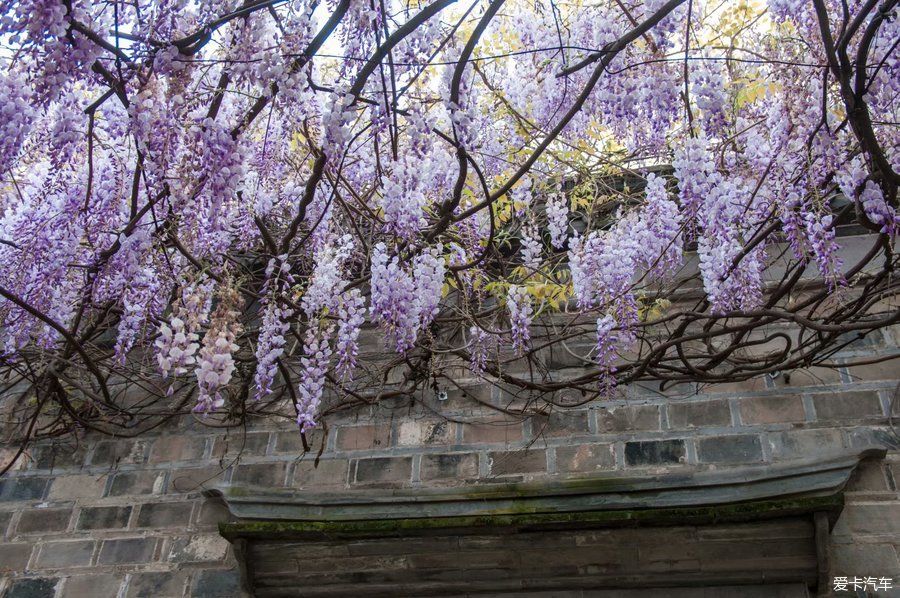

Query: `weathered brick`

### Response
(136, 502, 193, 528)
(624, 440, 685, 467)
(168, 466, 227, 493)
(0, 477, 48, 502)
(0, 510, 11, 537)
(556, 444, 615, 473)
(336, 424, 392, 451)
(76, 506, 132, 530)
(398, 420, 455, 446)
(844, 426, 899, 450)
(537, 342, 597, 370)
(767, 428, 844, 460)
(810, 390, 883, 421)
(493, 384, 544, 411)
(108, 471, 166, 496)
(830, 543, 900, 575)
(63, 574, 123, 597)
(838, 503, 900, 535)
(696, 435, 763, 464)
(739, 396, 805, 425)
(0, 543, 33, 572)
(4, 578, 58, 598)
(439, 384, 494, 412)
(126, 571, 189, 597)
(667, 400, 731, 429)
(773, 366, 842, 388)
(191, 568, 243, 597)
(272, 429, 324, 455)
(420, 453, 478, 480)
(148, 436, 207, 463)
(530, 411, 590, 438)
(17, 508, 71, 534)
(292, 459, 349, 489)
(48, 475, 106, 500)
(461, 418, 525, 445)
(36, 540, 94, 568)
(211, 432, 270, 459)
(631, 380, 696, 398)
(231, 462, 286, 487)
(28, 444, 88, 470)
(702, 376, 768, 394)
(844, 360, 900, 383)
(597, 405, 660, 433)
(98, 538, 157, 565)
(168, 534, 230, 563)
(845, 460, 890, 492)
(489, 449, 546, 476)
(91, 440, 150, 467)
(354, 457, 412, 484)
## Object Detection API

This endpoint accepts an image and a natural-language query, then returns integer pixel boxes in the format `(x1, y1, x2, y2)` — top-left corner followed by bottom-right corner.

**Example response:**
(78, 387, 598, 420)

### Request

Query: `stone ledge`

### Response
(219, 494, 844, 540)
(209, 447, 884, 530)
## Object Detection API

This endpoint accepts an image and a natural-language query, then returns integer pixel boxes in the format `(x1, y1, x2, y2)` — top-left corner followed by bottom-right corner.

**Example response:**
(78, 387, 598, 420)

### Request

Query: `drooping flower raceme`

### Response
(546, 192, 568, 249)
(155, 276, 215, 389)
(370, 243, 445, 353)
(335, 289, 365, 380)
(468, 325, 492, 376)
(690, 58, 729, 135)
(569, 174, 683, 310)
(519, 226, 542, 272)
(113, 230, 162, 363)
(156, 317, 198, 383)
(507, 284, 532, 355)
(194, 286, 243, 414)
(836, 159, 899, 236)
(859, 181, 899, 237)
(294, 236, 357, 423)
(672, 136, 716, 218)
(413, 246, 446, 330)
(379, 157, 428, 240)
(595, 313, 617, 367)
(297, 324, 334, 431)
(0, 72, 35, 173)
(695, 177, 765, 314)
(253, 302, 291, 400)
(301, 235, 354, 318)
(626, 173, 682, 277)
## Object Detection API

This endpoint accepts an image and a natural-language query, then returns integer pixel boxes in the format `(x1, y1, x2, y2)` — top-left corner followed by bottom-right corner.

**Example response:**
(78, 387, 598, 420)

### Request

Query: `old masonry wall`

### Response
(0, 324, 899, 597)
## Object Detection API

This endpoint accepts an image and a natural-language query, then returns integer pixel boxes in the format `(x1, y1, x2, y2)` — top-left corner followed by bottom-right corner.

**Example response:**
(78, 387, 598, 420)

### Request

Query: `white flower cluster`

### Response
(194, 286, 242, 413)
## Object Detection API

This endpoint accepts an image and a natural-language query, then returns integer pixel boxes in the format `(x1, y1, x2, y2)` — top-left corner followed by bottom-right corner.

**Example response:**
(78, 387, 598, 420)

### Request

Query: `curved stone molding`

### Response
(211, 447, 884, 535)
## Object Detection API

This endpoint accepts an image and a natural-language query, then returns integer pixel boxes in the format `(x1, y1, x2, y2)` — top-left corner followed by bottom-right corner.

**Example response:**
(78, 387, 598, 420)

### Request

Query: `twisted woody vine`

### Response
(0, 0, 897, 460)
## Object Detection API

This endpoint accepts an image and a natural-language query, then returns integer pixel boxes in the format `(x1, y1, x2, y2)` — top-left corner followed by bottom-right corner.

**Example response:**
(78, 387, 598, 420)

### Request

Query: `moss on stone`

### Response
(218, 494, 843, 540)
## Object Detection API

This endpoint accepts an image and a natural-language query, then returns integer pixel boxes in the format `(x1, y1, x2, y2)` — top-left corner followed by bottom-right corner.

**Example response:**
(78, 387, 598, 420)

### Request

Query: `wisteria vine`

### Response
(0, 0, 896, 452)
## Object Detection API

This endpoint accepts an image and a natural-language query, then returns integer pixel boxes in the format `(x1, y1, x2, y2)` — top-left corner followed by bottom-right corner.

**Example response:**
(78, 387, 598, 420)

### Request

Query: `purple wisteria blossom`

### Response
(507, 285, 532, 355)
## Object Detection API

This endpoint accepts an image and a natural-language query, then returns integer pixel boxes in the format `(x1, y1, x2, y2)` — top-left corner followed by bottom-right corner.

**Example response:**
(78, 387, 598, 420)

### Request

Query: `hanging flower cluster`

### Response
(156, 275, 216, 393)
(468, 325, 493, 376)
(335, 289, 365, 380)
(569, 172, 683, 327)
(195, 285, 243, 414)
(297, 323, 334, 431)
(253, 256, 294, 402)
(546, 192, 569, 249)
(370, 243, 446, 353)
(507, 285, 532, 355)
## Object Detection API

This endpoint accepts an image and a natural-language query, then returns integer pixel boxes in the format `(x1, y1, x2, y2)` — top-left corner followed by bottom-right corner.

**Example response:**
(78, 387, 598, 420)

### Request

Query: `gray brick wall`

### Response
(0, 325, 898, 596)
